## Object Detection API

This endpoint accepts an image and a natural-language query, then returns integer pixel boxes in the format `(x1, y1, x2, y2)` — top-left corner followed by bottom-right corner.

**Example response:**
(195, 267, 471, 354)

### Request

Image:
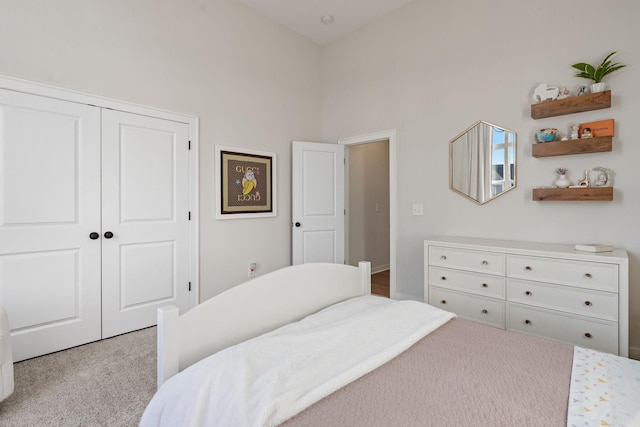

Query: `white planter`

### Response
(555, 174, 571, 188)
(591, 82, 606, 93)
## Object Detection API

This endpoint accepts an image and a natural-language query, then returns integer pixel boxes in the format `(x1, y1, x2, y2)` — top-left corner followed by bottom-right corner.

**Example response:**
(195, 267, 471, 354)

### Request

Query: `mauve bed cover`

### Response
(282, 318, 573, 427)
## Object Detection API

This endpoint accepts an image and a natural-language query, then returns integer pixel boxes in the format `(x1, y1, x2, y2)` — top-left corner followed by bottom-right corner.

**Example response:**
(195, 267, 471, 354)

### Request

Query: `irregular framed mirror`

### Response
(450, 121, 516, 204)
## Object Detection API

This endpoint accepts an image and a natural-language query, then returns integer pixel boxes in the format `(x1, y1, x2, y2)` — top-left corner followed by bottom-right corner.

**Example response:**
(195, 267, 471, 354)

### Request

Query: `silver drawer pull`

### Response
(525, 266, 532, 271)
(481, 283, 488, 288)
(524, 319, 532, 325)
(584, 332, 593, 339)
(584, 301, 592, 307)
(584, 273, 592, 279)
(481, 260, 488, 266)
(481, 309, 488, 314)
(525, 291, 532, 296)
(440, 255, 447, 260)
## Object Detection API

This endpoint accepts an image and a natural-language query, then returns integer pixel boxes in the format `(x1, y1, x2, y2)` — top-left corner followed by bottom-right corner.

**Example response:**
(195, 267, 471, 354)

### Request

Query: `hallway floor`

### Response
(371, 270, 390, 298)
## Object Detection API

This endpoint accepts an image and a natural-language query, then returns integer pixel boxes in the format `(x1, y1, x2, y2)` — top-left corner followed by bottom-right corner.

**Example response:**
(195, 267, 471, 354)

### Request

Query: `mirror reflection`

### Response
(450, 120, 516, 204)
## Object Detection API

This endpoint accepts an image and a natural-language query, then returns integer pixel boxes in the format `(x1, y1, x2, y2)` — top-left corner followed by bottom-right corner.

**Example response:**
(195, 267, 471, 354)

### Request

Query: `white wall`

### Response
(0, 0, 322, 301)
(321, 0, 640, 352)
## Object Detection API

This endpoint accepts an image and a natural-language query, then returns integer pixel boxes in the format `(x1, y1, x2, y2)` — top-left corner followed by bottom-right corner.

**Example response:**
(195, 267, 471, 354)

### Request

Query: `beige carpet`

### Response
(0, 327, 156, 427)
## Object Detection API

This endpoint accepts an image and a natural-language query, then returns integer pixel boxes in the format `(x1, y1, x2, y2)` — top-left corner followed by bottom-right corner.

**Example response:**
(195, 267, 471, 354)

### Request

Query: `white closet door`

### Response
(0, 89, 102, 361)
(101, 110, 190, 338)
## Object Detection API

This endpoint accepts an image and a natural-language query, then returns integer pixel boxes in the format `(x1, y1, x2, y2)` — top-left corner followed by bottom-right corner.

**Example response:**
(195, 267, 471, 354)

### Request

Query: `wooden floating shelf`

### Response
(531, 90, 611, 119)
(532, 187, 613, 201)
(532, 136, 612, 157)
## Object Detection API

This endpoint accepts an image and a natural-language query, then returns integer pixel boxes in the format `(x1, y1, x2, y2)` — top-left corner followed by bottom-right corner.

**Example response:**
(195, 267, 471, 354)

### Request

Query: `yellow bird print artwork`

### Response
(242, 170, 257, 195)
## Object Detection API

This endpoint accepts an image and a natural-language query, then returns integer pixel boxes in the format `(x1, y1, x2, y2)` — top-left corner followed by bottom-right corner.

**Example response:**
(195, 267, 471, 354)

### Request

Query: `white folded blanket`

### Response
(140, 295, 455, 427)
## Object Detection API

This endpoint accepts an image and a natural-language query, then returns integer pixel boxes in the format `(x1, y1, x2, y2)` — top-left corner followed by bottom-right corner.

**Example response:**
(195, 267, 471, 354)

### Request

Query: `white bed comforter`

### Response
(140, 295, 455, 427)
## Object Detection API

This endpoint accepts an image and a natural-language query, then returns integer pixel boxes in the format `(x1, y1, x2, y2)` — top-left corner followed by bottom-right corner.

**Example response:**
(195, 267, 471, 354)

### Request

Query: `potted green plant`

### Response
(571, 51, 626, 93)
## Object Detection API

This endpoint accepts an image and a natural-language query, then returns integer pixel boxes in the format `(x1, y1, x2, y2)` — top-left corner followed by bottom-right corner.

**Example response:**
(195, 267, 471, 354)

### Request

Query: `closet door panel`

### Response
(0, 89, 101, 361)
(120, 242, 175, 306)
(120, 124, 175, 222)
(101, 109, 190, 338)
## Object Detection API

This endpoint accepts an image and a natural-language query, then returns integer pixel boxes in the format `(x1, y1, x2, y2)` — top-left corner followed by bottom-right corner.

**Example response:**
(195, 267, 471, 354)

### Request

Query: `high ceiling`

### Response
(236, 0, 415, 45)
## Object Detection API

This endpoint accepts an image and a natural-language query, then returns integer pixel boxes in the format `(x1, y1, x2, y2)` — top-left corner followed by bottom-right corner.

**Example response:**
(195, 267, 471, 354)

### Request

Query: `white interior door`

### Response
(0, 89, 102, 361)
(291, 141, 344, 265)
(101, 110, 191, 338)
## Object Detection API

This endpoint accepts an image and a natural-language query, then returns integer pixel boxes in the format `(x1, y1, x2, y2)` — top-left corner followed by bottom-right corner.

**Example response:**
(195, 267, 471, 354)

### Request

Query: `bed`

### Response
(140, 262, 640, 427)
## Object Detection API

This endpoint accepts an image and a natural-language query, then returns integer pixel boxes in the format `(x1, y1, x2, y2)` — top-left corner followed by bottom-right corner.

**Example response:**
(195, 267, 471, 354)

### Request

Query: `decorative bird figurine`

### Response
(242, 170, 257, 195)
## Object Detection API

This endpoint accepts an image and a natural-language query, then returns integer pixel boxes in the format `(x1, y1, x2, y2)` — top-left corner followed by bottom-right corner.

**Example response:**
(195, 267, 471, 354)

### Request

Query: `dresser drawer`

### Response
(507, 303, 618, 354)
(507, 255, 618, 292)
(429, 287, 504, 329)
(429, 267, 505, 298)
(429, 246, 505, 275)
(508, 279, 618, 321)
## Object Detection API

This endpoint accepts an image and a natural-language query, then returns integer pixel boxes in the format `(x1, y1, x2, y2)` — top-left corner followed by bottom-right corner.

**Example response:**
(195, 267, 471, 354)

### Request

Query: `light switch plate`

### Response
(412, 204, 424, 216)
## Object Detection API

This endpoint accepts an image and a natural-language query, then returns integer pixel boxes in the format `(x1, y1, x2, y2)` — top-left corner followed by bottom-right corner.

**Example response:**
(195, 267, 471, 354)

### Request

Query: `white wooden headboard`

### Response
(157, 261, 371, 387)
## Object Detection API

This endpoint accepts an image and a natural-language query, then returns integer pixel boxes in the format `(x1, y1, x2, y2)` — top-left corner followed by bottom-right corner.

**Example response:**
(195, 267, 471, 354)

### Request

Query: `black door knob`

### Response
(294, 222, 301, 227)
(104, 231, 114, 239)
(89, 232, 100, 240)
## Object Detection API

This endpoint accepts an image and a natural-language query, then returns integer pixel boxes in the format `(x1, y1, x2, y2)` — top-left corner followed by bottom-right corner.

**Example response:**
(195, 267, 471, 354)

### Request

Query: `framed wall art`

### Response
(215, 146, 276, 219)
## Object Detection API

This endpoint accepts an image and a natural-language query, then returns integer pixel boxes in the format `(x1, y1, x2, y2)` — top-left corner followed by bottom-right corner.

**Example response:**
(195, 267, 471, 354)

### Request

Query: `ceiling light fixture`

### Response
(320, 15, 334, 25)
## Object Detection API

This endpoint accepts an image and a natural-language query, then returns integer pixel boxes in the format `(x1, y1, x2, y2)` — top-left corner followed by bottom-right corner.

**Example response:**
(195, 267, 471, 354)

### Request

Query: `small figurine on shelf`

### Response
(593, 167, 613, 187)
(554, 168, 571, 188)
(577, 85, 588, 96)
(577, 169, 591, 187)
(570, 124, 579, 139)
(581, 127, 593, 139)
(557, 87, 570, 99)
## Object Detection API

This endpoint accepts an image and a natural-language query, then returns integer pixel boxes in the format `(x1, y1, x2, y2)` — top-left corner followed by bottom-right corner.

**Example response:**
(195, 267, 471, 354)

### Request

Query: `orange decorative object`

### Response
(579, 119, 614, 137)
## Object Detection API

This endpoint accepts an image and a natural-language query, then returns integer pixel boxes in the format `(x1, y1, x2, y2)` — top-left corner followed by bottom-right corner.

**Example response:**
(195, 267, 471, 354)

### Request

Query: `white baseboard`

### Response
(371, 264, 390, 275)
(393, 291, 422, 302)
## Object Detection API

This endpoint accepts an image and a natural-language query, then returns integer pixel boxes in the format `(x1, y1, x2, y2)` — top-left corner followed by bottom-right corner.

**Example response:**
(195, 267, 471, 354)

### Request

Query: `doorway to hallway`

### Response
(341, 130, 396, 298)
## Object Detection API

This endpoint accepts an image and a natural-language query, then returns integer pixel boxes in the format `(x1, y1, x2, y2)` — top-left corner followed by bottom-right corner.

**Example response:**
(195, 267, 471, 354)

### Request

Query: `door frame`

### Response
(0, 74, 200, 308)
(339, 129, 397, 299)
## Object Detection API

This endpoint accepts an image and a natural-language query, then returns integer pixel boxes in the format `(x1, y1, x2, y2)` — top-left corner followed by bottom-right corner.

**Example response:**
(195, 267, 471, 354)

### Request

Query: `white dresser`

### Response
(425, 236, 629, 356)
